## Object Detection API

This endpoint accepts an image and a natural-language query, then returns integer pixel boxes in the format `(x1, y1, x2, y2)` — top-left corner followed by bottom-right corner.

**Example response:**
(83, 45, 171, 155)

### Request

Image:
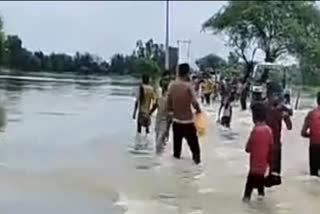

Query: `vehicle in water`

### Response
(250, 62, 292, 106)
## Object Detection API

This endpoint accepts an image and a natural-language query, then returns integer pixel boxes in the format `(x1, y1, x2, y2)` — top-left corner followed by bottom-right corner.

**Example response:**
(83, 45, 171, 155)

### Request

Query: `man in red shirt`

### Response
(243, 103, 273, 202)
(301, 92, 320, 177)
(264, 94, 292, 187)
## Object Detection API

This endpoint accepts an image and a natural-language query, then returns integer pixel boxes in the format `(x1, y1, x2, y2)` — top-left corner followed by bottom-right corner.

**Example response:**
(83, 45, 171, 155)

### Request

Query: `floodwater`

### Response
(0, 74, 319, 214)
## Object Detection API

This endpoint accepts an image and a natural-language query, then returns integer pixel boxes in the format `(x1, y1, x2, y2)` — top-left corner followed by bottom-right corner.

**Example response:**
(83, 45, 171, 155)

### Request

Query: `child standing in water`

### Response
(133, 75, 156, 142)
(220, 96, 233, 128)
(243, 103, 273, 202)
(301, 92, 320, 177)
(149, 83, 172, 154)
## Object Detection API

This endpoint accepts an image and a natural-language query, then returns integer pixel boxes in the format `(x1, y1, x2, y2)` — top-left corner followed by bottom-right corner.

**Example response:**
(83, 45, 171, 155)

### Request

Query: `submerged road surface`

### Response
(0, 75, 319, 214)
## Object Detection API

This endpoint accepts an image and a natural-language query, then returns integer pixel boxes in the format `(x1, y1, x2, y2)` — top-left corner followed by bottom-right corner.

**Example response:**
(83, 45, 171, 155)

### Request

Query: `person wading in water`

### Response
(264, 92, 292, 187)
(201, 76, 214, 105)
(219, 95, 233, 128)
(149, 82, 172, 154)
(133, 75, 156, 146)
(301, 92, 320, 177)
(243, 103, 273, 202)
(167, 63, 202, 164)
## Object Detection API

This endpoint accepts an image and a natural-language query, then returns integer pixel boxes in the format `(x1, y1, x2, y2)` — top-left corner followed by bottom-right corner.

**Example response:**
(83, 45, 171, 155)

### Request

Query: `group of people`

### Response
(132, 62, 320, 202)
(133, 63, 202, 162)
(244, 92, 320, 201)
(243, 94, 292, 201)
(192, 74, 242, 128)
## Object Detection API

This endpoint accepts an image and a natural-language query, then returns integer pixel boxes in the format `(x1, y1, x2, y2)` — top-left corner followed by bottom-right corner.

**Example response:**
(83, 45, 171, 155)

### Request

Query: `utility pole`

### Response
(165, 0, 170, 70)
(177, 39, 191, 64)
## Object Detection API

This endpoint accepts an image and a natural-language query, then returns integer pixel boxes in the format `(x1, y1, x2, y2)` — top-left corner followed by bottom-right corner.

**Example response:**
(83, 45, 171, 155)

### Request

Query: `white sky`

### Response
(0, 1, 231, 66)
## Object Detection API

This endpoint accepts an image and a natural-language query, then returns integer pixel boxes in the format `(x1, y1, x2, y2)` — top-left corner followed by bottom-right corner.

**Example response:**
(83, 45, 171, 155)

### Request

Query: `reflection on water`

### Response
(0, 73, 319, 214)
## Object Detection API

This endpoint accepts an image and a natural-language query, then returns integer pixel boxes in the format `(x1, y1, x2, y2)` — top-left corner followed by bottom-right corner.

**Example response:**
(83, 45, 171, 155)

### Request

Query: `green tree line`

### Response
(195, 52, 244, 76)
(0, 17, 178, 77)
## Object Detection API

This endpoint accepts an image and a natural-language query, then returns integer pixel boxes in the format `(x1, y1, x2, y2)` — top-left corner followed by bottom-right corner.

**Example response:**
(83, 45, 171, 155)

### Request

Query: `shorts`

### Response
(138, 112, 151, 127)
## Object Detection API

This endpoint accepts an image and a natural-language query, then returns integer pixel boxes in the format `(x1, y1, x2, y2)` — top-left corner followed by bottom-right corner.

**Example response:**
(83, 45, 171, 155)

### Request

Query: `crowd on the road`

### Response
(132, 63, 320, 202)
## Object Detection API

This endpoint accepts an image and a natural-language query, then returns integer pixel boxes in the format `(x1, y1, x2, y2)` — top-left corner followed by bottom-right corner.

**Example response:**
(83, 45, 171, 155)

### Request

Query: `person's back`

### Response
(247, 124, 273, 175)
(202, 79, 213, 94)
(139, 84, 155, 114)
(307, 107, 320, 145)
(301, 92, 320, 176)
(265, 98, 292, 144)
(167, 63, 201, 164)
(243, 103, 273, 202)
(263, 96, 292, 187)
(265, 105, 283, 143)
(132, 75, 155, 136)
(168, 80, 194, 122)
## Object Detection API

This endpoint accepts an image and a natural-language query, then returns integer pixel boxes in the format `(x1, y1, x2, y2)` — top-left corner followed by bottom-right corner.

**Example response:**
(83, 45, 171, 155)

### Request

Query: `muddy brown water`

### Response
(0, 74, 319, 214)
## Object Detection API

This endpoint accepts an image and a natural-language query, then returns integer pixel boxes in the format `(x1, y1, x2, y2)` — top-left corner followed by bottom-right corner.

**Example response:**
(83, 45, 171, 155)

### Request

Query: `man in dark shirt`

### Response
(265, 94, 292, 187)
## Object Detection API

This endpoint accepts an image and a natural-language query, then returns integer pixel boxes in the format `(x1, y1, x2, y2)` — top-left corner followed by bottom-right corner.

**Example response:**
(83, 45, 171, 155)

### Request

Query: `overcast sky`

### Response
(0, 1, 232, 65)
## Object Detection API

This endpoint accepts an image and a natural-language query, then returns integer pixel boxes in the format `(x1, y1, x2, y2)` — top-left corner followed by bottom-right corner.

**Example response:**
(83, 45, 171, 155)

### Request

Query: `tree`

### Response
(195, 54, 227, 71)
(297, 42, 320, 86)
(109, 54, 126, 75)
(34, 51, 45, 69)
(134, 39, 165, 70)
(4, 35, 23, 68)
(135, 58, 160, 81)
(0, 21, 166, 77)
(202, 1, 320, 79)
(227, 51, 239, 68)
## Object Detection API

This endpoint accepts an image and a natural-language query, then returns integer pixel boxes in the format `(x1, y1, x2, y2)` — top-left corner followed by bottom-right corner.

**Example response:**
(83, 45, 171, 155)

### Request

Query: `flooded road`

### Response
(0, 74, 319, 214)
